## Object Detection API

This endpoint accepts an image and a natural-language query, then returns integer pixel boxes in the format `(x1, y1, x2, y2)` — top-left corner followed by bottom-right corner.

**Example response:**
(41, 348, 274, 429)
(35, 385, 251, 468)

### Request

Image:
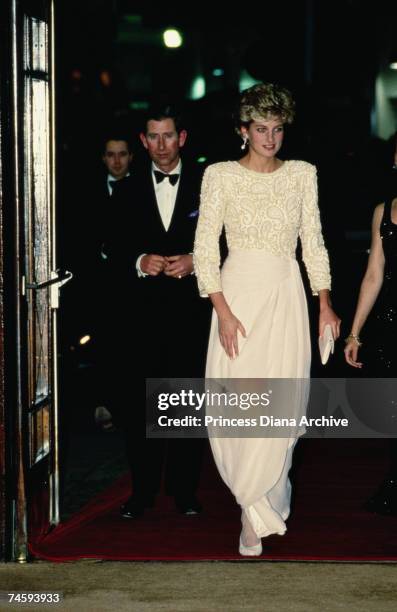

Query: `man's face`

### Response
(102, 140, 132, 179)
(140, 118, 187, 172)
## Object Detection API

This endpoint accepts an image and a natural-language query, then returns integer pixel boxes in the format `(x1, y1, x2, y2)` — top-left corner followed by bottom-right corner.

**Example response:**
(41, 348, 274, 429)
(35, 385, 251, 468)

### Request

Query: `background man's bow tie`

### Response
(154, 171, 180, 186)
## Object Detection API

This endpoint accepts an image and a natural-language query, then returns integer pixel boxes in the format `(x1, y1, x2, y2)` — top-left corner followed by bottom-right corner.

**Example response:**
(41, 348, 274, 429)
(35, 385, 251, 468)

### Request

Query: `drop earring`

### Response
(241, 135, 249, 150)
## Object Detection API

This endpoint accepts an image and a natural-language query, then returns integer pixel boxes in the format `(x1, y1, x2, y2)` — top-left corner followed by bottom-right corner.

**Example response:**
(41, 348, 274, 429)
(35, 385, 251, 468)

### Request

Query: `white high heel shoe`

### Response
(239, 510, 262, 556)
(239, 536, 262, 557)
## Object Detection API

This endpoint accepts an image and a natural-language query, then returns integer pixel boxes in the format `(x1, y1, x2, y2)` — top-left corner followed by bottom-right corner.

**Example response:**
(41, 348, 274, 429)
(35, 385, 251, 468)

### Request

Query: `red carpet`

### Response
(29, 439, 397, 562)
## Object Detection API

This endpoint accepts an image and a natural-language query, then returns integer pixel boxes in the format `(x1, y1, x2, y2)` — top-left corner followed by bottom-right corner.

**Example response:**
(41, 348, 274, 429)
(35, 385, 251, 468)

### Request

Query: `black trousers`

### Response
(111, 368, 205, 503)
(110, 291, 210, 503)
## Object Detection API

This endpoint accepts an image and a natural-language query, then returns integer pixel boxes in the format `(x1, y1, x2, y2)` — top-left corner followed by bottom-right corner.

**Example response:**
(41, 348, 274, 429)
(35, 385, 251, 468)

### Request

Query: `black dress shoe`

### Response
(364, 476, 397, 516)
(175, 495, 203, 515)
(120, 496, 154, 519)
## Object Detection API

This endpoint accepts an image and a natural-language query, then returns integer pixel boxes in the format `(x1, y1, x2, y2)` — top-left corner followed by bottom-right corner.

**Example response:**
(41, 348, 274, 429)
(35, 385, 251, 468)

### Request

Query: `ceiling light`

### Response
(163, 29, 183, 48)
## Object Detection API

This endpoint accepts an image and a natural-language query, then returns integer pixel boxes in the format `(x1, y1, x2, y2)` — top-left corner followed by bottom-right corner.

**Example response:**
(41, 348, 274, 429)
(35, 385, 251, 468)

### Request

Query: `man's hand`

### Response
(140, 254, 167, 276)
(164, 254, 193, 279)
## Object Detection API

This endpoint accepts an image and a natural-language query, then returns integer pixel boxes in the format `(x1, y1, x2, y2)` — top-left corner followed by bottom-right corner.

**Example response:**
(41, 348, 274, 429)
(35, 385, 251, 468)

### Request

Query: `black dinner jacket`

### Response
(106, 160, 205, 303)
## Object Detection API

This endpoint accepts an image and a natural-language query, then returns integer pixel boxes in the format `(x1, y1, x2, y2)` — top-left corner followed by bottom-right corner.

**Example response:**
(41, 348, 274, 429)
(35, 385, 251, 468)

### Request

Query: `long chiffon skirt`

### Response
(206, 249, 311, 537)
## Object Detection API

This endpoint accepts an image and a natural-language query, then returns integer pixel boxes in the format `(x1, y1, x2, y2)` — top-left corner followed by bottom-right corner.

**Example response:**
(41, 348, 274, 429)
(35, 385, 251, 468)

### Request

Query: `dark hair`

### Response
(143, 103, 184, 134)
(101, 135, 133, 154)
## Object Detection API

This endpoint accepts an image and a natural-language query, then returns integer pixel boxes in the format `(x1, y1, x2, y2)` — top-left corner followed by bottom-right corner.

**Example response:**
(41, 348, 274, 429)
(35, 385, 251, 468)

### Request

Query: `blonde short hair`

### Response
(237, 83, 295, 133)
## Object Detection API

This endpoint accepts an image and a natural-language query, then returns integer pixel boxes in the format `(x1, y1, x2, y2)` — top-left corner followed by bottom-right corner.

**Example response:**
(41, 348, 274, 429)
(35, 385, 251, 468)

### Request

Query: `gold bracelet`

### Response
(345, 333, 362, 347)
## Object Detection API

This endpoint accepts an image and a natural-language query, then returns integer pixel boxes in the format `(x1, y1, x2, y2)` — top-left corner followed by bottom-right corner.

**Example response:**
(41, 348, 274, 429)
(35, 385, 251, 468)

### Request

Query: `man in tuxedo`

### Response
(98, 135, 133, 251)
(107, 105, 210, 518)
(91, 135, 134, 428)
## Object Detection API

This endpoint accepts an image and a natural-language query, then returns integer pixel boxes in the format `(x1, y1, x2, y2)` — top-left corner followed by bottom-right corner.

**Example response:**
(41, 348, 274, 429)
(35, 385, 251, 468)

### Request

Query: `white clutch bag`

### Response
(318, 324, 334, 365)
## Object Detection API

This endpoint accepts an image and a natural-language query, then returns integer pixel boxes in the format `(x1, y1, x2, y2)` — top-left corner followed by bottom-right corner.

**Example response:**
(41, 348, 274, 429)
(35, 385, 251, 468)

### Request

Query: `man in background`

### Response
(93, 134, 134, 430)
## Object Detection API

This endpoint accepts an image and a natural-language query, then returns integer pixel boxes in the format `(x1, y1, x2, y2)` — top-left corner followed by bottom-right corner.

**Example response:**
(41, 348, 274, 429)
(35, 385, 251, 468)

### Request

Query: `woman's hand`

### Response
(319, 305, 341, 340)
(344, 337, 363, 368)
(218, 312, 246, 359)
(209, 292, 246, 359)
(318, 290, 341, 340)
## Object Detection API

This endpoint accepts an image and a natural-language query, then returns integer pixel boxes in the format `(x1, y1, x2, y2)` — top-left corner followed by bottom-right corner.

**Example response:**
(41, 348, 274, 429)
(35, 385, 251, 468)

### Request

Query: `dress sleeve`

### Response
(193, 165, 226, 297)
(299, 165, 332, 295)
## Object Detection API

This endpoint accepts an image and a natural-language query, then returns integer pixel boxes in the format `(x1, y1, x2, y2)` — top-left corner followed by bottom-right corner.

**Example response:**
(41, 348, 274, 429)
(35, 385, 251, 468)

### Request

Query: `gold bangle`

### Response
(345, 333, 362, 347)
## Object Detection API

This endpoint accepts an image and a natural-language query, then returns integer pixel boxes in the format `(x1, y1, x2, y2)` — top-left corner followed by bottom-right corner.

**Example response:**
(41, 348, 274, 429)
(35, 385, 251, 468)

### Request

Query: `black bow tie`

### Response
(108, 179, 118, 188)
(154, 171, 179, 186)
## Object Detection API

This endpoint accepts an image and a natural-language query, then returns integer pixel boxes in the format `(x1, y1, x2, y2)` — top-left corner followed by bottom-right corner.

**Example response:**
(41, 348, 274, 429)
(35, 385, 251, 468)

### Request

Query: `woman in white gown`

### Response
(193, 83, 341, 556)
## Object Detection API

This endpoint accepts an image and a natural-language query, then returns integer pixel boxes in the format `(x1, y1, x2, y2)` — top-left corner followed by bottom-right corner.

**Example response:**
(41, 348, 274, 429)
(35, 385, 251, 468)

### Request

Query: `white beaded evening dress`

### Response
(193, 160, 331, 538)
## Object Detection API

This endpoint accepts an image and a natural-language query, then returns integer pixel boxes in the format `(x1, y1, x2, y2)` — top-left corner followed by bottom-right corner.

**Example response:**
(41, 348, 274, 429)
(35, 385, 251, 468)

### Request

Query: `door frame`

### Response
(0, 0, 58, 563)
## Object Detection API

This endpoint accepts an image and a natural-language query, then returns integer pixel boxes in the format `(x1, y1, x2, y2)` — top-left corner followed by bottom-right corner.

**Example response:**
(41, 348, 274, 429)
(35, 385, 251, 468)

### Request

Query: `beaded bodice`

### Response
(193, 160, 331, 297)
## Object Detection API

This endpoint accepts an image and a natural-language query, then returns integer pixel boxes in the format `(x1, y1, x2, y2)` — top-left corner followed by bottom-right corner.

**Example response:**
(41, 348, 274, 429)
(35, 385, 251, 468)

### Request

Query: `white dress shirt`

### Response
(151, 160, 181, 231)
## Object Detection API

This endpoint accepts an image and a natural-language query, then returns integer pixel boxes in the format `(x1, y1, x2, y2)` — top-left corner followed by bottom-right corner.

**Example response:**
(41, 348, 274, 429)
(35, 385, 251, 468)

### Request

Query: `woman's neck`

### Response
(240, 152, 282, 174)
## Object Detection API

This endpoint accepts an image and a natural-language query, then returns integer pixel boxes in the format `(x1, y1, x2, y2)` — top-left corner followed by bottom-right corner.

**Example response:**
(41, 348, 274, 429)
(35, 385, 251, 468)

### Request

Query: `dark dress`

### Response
(364, 195, 397, 514)
(370, 196, 397, 375)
